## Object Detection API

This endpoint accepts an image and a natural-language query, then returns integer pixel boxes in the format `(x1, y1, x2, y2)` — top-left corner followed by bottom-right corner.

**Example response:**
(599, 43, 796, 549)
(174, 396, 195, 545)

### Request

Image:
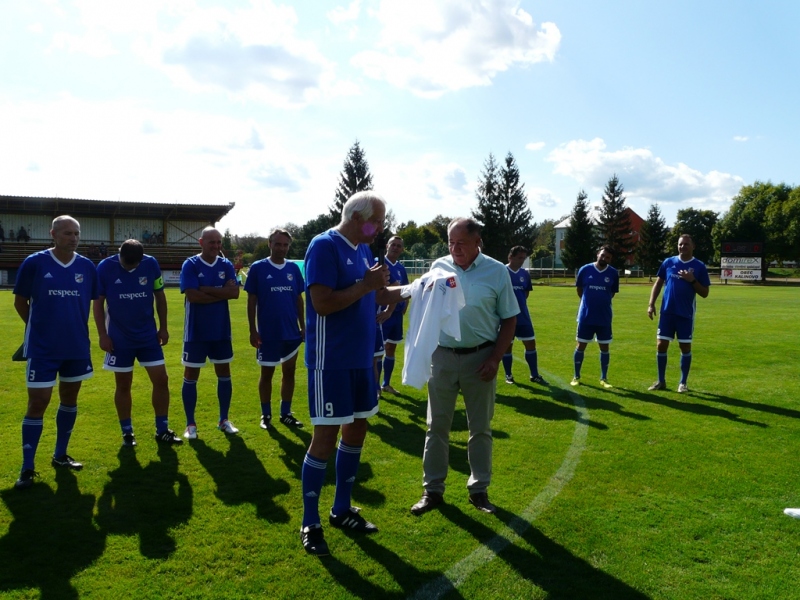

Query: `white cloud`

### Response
(546, 138, 744, 208)
(328, 0, 361, 25)
(28, 22, 44, 34)
(733, 135, 749, 142)
(525, 141, 545, 151)
(155, 4, 344, 107)
(351, 0, 561, 98)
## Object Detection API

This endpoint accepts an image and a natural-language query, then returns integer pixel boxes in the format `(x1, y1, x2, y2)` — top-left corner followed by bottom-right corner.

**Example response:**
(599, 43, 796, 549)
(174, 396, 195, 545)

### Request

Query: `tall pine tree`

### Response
(636, 203, 669, 278)
(472, 152, 534, 260)
(561, 190, 597, 271)
(597, 174, 634, 269)
(330, 140, 374, 220)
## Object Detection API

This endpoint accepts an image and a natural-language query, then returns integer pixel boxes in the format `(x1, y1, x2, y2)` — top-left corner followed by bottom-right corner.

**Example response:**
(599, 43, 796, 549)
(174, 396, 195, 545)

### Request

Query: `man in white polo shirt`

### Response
(410, 217, 518, 516)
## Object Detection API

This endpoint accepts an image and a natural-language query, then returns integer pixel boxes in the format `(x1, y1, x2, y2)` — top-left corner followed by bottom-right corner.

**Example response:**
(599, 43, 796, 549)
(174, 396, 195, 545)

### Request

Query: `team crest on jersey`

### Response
(218, 271, 225, 279)
(287, 273, 293, 281)
(519, 275, 524, 282)
(75, 273, 84, 283)
(604, 277, 610, 283)
(446, 277, 457, 288)
(139, 277, 148, 286)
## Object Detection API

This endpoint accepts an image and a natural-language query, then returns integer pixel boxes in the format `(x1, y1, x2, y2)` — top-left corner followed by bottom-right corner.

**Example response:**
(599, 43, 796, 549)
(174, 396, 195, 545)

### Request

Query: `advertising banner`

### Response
(721, 257, 761, 268)
(722, 269, 761, 280)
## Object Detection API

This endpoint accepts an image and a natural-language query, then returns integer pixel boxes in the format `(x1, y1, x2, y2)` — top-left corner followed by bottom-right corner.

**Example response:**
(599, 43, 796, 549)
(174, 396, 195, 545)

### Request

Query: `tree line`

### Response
(224, 142, 800, 272)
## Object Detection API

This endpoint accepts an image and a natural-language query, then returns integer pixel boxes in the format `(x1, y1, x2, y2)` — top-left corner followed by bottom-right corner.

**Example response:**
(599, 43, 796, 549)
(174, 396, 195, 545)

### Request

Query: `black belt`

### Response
(439, 340, 494, 355)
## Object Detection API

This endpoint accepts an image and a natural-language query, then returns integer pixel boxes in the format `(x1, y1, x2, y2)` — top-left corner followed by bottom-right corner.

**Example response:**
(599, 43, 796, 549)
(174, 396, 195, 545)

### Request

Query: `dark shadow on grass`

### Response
(430, 504, 650, 599)
(268, 425, 312, 481)
(496, 388, 611, 431)
(693, 391, 800, 421)
(0, 469, 106, 599)
(527, 381, 649, 423)
(378, 391, 428, 425)
(95, 444, 192, 559)
(192, 436, 291, 522)
(319, 534, 465, 600)
(614, 387, 768, 428)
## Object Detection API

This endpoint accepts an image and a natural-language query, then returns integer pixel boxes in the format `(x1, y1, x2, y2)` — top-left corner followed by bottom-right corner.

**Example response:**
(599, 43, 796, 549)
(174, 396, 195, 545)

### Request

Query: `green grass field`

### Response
(0, 283, 798, 599)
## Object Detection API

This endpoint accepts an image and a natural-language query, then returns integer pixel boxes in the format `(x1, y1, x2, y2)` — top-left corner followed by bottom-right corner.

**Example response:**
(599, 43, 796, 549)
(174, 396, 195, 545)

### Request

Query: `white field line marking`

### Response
(409, 371, 589, 600)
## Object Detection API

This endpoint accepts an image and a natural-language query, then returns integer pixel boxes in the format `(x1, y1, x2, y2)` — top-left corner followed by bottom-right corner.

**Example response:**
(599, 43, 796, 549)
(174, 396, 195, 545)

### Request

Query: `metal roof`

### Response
(0, 195, 234, 223)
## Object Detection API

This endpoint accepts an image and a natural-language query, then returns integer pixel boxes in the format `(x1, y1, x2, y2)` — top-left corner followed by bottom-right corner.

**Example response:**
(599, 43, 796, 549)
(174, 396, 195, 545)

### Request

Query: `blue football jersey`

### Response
(180, 254, 237, 342)
(657, 256, 711, 318)
(575, 263, 619, 326)
(507, 266, 532, 320)
(305, 230, 376, 370)
(97, 254, 163, 348)
(385, 258, 410, 312)
(244, 258, 304, 341)
(14, 250, 98, 359)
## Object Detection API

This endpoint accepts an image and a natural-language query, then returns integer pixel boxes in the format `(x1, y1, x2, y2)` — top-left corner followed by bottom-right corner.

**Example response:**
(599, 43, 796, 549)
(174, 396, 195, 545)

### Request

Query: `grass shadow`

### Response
(496, 387, 612, 431)
(614, 387, 768, 428)
(693, 391, 800, 420)
(192, 436, 291, 522)
(95, 444, 192, 559)
(268, 425, 312, 481)
(0, 469, 106, 599)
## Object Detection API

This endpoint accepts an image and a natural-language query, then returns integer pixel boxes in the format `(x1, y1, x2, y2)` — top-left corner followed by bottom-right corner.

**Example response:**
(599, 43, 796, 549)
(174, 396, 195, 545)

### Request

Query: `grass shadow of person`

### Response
(0, 469, 106, 599)
(95, 444, 192, 559)
(268, 425, 312, 481)
(192, 436, 291, 523)
(430, 503, 650, 599)
(318, 534, 467, 600)
(614, 387, 768, 428)
(496, 388, 612, 431)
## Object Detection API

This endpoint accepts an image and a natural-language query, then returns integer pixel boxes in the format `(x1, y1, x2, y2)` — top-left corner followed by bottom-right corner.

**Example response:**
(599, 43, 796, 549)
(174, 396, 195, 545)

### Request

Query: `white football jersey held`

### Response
(402, 267, 466, 388)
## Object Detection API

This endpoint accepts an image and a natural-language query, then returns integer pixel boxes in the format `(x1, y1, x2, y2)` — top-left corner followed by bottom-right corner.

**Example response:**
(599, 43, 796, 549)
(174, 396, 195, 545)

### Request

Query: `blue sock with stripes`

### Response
(680, 352, 692, 385)
(383, 356, 395, 387)
(573, 349, 585, 379)
(54, 404, 77, 458)
(332, 441, 363, 517)
(218, 376, 232, 422)
(182, 378, 197, 426)
(120, 418, 133, 435)
(600, 351, 610, 380)
(502, 353, 513, 377)
(22, 416, 43, 471)
(657, 352, 668, 383)
(155, 415, 168, 435)
(301, 453, 328, 528)
(525, 350, 539, 378)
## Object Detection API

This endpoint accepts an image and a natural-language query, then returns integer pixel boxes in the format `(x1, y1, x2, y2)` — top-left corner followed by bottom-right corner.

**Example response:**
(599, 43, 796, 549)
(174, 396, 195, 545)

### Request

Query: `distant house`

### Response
(554, 207, 644, 268)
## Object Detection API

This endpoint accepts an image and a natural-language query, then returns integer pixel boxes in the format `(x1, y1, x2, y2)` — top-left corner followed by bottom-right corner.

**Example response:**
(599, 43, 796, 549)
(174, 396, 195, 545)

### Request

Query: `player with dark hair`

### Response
(12, 215, 98, 489)
(647, 234, 710, 392)
(378, 236, 410, 395)
(180, 226, 240, 439)
(502, 245, 547, 385)
(571, 246, 619, 388)
(93, 239, 181, 447)
(245, 228, 305, 431)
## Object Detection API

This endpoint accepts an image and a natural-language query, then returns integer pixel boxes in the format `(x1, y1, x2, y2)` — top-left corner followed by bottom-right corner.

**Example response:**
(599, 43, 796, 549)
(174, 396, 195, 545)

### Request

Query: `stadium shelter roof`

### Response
(0, 195, 234, 222)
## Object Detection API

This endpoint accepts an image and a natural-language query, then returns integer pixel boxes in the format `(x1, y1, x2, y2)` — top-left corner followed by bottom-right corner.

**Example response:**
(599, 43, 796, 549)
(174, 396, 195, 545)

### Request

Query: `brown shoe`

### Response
(410, 491, 443, 516)
(469, 492, 496, 514)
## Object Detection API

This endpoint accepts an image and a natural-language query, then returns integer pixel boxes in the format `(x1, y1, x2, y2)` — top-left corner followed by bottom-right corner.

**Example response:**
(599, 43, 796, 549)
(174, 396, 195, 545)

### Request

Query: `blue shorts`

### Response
(27, 358, 94, 388)
(381, 312, 404, 344)
(374, 327, 385, 358)
(515, 313, 535, 341)
(657, 313, 694, 343)
(104, 341, 164, 372)
(256, 338, 302, 366)
(182, 340, 234, 367)
(576, 322, 613, 344)
(308, 368, 379, 425)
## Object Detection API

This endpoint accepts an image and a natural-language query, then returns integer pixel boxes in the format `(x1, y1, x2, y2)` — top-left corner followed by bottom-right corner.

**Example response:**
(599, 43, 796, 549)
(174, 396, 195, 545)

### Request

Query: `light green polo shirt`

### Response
(432, 252, 519, 348)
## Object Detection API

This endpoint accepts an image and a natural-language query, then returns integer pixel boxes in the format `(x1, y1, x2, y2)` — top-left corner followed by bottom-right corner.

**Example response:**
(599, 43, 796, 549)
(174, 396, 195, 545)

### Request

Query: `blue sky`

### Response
(1, 0, 797, 236)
